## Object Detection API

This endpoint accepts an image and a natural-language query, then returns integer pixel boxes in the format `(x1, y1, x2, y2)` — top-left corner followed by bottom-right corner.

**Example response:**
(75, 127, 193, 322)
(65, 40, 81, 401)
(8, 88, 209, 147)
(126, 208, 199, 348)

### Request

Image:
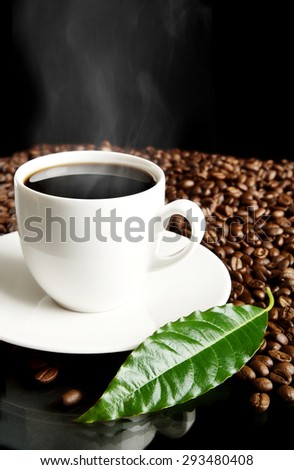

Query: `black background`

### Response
(4, 1, 293, 159)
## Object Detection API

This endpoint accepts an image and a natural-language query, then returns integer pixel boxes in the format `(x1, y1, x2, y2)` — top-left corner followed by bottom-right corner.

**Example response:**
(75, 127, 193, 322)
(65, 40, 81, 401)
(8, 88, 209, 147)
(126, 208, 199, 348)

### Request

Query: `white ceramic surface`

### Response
(0, 232, 231, 354)
(14, 151, 206, 312)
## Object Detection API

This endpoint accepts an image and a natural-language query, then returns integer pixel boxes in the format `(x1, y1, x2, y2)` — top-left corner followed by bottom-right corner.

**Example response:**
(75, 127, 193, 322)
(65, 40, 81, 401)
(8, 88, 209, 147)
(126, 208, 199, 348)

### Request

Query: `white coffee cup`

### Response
(14, 151, 205, 312)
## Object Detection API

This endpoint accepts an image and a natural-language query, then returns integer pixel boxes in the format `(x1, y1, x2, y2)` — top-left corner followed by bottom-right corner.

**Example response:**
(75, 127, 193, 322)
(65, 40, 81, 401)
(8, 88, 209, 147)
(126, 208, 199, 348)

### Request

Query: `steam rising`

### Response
(14, 0, 213, 149)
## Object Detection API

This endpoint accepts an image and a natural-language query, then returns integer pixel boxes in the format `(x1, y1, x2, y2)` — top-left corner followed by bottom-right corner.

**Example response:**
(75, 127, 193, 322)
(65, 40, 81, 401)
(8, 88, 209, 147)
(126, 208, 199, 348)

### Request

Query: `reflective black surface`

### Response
(1, 341, 293, 450)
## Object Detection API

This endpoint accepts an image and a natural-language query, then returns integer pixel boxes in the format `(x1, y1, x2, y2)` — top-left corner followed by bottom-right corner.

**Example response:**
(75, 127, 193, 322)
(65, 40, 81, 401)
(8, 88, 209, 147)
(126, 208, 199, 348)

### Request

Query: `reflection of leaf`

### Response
(77, 291, 273, 423)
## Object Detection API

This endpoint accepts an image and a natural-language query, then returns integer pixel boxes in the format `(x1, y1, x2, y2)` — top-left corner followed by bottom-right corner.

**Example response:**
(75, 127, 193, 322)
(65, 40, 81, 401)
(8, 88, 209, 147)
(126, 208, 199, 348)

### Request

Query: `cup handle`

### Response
(150, 199, 206, 270)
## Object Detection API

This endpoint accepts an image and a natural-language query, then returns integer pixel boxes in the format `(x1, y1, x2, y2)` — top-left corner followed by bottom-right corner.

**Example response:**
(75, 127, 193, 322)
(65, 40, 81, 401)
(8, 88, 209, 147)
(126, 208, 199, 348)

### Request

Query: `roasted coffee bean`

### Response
(179, 179, 195, 189)
(226, 186, 243, 198)
(224, 246, 235, 256)
(253, 355, 274, 368)
(240, 254, 253, 267)
(35, 366, 59, 384)
(267, 350, 292, 362)
(230, 256, 243, 271)
(272, 361, 294, 375)
(249, 392, 270, 413)
(26, 356, 48, 371)
(243, 246, 255, 256)
(239, 288, 254, 304)
(253, 289, 266, 300)
(232, 281, 244, 297)
(275, 235, 284, 247)
(264, 223, 284, 236)
(282, 268, 294, 281)
(257, 338, 267, 353)
(268, 370, 292, 385)
(62, 389, 83, 407)
(230, 270, 244, 283)
(268, 308, 279, 321)
(278, 295, 292, 308)
(233, 300, 245, 306)
(281, 344, 294, 359)
(253, 377, 273, 392)
(277, 385, 294, 402)
(249, 359, 269, 376)
(254, 257, 270, 266)
(236, 365, 256, 381)
(254, 207, 266, 218)
(277, 290, 292, 301)
(254, 247, 268, 259)
(266, 340, 282, 351)
(267, 321, 284, 333)
(214, 246, 226, 259)
(277, 258, 290, 271)
(278, 194, 293, 206)
(272, 210, 285, 218)
(248, 279, 266, 289)
(254, 268, 268, 282)
(286, 326, 294, 341)
(270, 331, 289, 346)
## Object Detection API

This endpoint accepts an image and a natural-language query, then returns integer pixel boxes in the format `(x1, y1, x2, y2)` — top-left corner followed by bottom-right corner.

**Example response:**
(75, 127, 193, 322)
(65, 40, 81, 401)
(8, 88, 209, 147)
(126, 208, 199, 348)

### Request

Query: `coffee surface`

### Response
(24, 163, 156, 199)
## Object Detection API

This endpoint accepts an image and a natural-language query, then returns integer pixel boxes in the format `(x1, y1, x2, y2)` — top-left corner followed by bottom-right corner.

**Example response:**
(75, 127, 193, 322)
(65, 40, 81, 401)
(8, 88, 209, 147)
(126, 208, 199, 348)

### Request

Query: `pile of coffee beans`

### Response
(0, 141, 293, 412)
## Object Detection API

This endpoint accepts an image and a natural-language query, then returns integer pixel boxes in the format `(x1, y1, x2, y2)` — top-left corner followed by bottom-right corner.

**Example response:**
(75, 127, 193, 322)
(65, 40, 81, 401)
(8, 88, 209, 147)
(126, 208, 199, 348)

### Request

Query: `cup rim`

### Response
(14, 150, 165, 202)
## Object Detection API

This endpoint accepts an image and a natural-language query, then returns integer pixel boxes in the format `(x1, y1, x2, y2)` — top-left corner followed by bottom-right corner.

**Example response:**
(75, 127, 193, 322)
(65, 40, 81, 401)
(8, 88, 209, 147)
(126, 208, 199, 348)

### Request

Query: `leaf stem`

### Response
(264, 287, 274, 313)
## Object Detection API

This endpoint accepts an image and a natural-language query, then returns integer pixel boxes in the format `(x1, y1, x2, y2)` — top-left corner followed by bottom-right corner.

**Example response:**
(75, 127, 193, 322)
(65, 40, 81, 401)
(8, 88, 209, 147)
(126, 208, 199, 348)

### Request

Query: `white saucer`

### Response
(0, 232, 231, 354)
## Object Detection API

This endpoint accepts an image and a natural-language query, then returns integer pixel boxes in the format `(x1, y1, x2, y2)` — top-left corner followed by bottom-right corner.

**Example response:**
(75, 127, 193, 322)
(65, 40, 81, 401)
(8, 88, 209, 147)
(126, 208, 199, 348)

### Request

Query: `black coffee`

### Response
(24, 163, 156, 199)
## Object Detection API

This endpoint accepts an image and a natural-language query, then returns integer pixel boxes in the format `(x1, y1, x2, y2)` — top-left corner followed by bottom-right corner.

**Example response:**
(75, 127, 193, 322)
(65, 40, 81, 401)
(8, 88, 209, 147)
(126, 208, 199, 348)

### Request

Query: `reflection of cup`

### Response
(0, 402, 196, 450)
(0, 342, 197, 450)
(15, 151, 205, 312)
(0, 401, 157, 450)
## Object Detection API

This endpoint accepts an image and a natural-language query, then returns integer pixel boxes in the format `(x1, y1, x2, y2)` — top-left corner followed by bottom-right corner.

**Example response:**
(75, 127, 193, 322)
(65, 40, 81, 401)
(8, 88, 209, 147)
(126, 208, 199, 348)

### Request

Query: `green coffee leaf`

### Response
(76, 289, 274, 423)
